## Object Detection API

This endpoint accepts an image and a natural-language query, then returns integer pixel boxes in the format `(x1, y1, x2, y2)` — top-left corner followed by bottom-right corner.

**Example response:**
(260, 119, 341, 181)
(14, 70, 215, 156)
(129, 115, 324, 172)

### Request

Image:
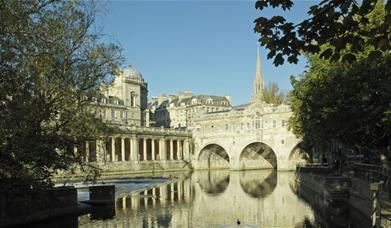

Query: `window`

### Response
(111, 109, 116, 118)
(226, 124, 229, 130)
(120, 111, 125, 118)
(273, 120, 276, 128)
(101, 98, 106, 104)
(130, 92, 136, 107)
(281, 139, 285, 144)
(191, 98, 197, 104)
(247, 122, 250, 129)
(255, 120, 260, 129)
(282, 120, 286, 126)
(241, 123, 244, 129)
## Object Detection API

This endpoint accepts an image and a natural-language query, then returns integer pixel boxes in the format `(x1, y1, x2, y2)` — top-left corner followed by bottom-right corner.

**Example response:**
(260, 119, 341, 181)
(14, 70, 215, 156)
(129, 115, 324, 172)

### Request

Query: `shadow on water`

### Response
(239, 169, 277, 198)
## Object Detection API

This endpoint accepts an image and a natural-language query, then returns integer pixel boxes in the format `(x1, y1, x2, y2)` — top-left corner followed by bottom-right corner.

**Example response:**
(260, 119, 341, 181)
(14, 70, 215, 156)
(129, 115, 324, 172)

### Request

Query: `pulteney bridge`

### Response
(191, 103, 309, 171)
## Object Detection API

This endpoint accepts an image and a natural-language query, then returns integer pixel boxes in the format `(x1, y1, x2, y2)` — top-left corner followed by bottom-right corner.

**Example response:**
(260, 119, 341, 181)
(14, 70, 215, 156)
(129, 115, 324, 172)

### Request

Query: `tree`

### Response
(289, 53, 391, 158)
(0, 0, 123, 190)
(262, 82, 286, 104)
(254, 0, 391, 66)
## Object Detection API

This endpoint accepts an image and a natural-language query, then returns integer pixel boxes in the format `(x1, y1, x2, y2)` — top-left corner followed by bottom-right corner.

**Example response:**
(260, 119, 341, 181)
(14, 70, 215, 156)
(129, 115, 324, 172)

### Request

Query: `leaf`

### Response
(287, 55, 298, 64)
(273, 53, 284, 66)
(255, 1, 268, 10)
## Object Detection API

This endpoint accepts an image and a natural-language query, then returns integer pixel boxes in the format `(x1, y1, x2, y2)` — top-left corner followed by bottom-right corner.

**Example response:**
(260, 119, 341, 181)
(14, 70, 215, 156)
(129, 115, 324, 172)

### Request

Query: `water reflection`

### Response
(240, 170, 277, 198)
(197, 170, 230, 195)
(78, 170, 317, 227)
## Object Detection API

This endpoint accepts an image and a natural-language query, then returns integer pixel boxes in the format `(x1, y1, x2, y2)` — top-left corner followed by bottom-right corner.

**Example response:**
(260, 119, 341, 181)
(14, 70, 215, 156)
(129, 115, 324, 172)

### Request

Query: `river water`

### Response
(30, 170, 367, 227)
(78, 170, 323, 227)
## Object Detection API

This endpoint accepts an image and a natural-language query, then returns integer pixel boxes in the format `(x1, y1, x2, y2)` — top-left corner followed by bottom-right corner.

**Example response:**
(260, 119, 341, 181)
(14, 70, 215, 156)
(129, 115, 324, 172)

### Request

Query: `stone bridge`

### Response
(191, 106, 309, 171)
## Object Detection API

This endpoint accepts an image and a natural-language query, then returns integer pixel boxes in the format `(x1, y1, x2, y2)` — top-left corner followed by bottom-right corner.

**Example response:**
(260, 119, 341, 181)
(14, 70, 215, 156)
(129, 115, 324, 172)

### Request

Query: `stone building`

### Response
(148, 92, 232, 129)
(192, 48, 306, 170)
(89, 64, 149, 126)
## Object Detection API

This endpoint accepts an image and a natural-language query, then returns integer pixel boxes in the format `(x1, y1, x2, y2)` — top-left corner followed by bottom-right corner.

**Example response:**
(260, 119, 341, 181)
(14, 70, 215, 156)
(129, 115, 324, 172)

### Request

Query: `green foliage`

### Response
(289, 53, 391, 153)
(254, 0, 391, 66)
(262, 82, 286, 104)
(0, 0, 123, 189)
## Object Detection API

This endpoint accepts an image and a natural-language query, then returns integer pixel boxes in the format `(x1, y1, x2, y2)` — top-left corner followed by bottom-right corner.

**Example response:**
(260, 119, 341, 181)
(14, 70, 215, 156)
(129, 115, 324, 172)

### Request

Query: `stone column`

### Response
(152, 188, 156, 206)
(131, 137, 139, 161)
(143, 138, 147, 161)
(111, 137, 115, 162)
(183, 139, 190, 160)
(170, 183, 175, 202)
(144, 190, 148, 208)
(85, 141, 90, 163)
(122, 197, 127, 210)
(178, 181, 182, 202)
(127, 138, 132, 161)
(169, 139, 174, 160)
(131, 195, 139, 209)
(151, 139, 155, 161)
(160, 139, 166, 161)
(176, 140, 182, 160)
(121, 138, 125, 161)
(184, 179, 190, 202)
(160, 185, 167, 205)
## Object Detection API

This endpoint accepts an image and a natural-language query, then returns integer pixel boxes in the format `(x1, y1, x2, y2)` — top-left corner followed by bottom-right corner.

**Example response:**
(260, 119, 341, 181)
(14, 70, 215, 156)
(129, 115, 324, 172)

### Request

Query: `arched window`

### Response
(191, 98, 197, 105)
(130, 92, 136, 107)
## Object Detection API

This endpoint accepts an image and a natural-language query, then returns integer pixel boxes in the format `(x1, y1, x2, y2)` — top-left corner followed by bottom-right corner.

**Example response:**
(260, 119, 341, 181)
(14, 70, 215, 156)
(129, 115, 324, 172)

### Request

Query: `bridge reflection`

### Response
(78, 171, 316, 227)
(197, 170, 230, 195)
(240, 170, 277, 198)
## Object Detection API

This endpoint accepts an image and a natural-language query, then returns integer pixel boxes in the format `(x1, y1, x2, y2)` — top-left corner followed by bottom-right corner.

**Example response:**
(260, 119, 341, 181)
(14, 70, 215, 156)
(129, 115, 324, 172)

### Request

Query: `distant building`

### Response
(89, 64, 148, 126)
(148, 92, 232, 129)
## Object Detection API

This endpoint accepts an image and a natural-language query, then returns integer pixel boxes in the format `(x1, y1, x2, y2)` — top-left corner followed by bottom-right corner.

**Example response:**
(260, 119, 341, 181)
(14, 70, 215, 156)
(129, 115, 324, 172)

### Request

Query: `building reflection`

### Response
(79, 171, 316, 227)
(197, 170, 230, 195)
(240, 170, 277, 198)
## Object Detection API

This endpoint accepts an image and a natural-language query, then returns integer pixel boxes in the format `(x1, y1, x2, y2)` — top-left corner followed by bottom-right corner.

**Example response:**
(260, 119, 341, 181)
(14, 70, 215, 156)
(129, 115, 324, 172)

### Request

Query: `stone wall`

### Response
(0, 187, 77, 227)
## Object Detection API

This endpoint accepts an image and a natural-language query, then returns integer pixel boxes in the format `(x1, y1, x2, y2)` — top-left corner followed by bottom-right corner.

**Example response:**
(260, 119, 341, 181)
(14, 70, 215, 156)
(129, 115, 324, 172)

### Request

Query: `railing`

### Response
(352, 163, 391, 186)
(115, 125, 192, 136)
(352, 163, 391, 225)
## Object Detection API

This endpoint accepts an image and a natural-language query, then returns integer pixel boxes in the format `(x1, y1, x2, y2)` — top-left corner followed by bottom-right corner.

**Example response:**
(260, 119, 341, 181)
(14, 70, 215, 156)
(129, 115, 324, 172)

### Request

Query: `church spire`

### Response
(252, 46, 264, 103)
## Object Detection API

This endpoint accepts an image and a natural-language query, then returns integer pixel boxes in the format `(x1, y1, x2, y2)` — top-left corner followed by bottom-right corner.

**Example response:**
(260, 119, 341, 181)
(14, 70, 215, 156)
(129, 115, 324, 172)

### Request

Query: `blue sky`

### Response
(99, 0, 317, 105)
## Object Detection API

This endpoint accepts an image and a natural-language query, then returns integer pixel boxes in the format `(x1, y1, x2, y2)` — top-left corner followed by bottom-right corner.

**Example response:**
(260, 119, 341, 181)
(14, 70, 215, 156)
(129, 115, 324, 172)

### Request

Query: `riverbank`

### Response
(295, 164, 391, 227)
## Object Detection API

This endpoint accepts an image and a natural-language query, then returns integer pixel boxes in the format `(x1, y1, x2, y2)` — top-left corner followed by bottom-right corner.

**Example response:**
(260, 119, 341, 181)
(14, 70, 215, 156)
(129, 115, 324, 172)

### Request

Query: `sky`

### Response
(98, 0, 317, 105)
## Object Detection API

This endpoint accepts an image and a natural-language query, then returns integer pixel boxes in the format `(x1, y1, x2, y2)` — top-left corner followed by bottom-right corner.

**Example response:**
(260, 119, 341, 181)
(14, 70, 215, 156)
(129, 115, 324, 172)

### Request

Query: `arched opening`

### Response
(198, 144, 229, 170)
(198, 170, 230, 195)
(289, 142, 311, 167)
(239, 142, 277, 170)
(240, 170, 277, 198)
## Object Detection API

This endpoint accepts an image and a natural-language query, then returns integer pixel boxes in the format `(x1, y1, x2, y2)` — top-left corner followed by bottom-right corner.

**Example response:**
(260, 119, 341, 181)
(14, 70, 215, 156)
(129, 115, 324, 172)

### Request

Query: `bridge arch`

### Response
(289, 141, 311, 167)
(239, 142, 277, 170)
(198, 144, 230, 170)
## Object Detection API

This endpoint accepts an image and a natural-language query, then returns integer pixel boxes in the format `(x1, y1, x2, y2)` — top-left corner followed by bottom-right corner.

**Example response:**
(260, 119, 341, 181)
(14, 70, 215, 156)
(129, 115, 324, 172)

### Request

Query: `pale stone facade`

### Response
(79, 49, 307, 174)
(191, 48, 306, 170)
(148, 92, 232, 129)
(89, 64, 148, 127)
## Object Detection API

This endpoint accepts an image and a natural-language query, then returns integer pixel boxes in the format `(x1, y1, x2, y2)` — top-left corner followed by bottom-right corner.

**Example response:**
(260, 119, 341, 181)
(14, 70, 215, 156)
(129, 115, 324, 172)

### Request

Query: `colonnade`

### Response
(116, 180, 191, 210)
(84, 136, 191, 163)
